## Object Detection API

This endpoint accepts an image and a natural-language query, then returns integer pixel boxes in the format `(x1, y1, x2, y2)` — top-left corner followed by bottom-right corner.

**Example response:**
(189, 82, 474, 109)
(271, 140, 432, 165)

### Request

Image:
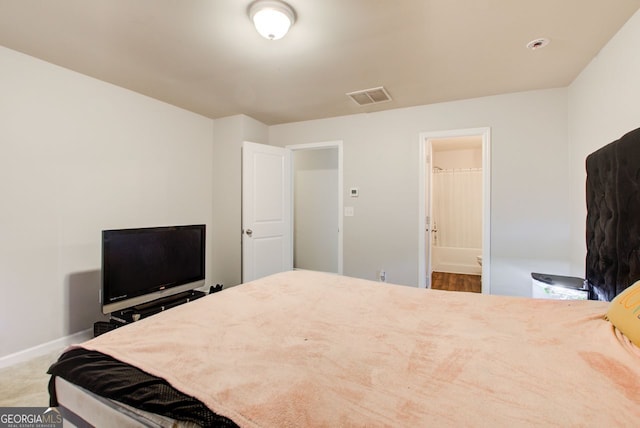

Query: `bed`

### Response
(48, 269, 640, 427)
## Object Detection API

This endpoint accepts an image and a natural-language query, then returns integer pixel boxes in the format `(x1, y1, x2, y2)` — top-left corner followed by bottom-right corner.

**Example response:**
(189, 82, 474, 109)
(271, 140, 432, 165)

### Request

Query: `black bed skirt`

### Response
(47, 348, 238, 427)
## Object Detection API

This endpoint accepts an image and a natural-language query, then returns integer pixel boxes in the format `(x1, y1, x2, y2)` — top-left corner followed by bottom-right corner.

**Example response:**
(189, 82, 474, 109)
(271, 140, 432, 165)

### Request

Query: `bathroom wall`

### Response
(432, 147, 482, 169)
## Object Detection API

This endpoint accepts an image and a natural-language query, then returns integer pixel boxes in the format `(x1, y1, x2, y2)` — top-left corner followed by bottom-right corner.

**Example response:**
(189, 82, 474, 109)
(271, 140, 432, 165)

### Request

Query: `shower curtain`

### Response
(432, 168, 482, 248)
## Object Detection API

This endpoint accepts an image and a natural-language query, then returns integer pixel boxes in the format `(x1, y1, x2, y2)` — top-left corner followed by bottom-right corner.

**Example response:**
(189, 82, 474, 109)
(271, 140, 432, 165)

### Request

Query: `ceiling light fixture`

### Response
(249, 0, 296, 40)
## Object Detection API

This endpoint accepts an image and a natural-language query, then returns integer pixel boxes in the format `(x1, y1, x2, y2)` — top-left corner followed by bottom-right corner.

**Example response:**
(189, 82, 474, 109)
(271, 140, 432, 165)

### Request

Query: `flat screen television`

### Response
(101, 224, 206, 314)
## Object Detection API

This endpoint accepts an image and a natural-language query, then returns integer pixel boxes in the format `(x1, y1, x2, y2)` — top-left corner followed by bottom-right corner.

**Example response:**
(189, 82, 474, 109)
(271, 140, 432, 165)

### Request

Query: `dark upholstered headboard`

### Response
(585, 127, 640, 301)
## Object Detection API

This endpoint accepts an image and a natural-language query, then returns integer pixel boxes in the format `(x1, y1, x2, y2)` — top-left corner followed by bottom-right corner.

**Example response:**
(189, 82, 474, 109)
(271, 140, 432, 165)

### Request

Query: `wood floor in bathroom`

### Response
(431, 271, 481, 293)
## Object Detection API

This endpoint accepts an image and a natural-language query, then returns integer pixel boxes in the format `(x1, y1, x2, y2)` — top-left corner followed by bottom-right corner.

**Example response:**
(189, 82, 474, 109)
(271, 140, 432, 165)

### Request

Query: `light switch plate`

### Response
(344, 206, 354, 217)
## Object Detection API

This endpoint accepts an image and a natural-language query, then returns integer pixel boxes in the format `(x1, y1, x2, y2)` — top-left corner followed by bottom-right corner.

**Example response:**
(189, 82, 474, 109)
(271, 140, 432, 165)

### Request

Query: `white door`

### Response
(425, 141, 433, 287)
(242, 141, 292, 282)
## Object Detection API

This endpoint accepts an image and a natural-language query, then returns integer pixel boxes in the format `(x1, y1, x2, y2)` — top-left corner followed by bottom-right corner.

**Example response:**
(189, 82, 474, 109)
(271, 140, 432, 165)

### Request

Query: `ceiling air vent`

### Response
(346, 86, 392, 106)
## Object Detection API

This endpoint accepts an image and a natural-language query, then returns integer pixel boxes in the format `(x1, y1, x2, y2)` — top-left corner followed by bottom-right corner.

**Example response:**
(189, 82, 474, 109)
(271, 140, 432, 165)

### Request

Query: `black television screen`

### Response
(101, 224, 205, 314)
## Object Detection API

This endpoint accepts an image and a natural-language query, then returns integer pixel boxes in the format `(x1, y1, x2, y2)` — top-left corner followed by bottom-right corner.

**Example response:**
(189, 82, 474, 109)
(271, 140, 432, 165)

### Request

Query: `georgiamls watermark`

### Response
(0, 407, 62, 428)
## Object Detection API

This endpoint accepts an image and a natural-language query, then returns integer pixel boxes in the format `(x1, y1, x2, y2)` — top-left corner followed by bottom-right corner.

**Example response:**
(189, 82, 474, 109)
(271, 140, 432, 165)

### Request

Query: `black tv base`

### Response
(94, 320, 122, 337)
(109, 289, 206, 325)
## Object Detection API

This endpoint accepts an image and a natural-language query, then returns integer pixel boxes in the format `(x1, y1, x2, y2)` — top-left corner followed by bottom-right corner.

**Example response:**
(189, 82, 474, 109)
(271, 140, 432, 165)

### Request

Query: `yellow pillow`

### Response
(606, 280, 640, 346)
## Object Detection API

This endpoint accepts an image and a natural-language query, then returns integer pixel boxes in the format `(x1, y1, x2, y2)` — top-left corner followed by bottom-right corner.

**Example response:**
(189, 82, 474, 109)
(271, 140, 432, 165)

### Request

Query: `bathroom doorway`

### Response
(418, 128, 491, 293)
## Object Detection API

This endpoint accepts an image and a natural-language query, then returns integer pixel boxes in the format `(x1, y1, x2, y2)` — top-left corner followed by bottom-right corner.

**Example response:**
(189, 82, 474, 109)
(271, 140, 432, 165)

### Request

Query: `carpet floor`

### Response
(0, 349, 63, 407)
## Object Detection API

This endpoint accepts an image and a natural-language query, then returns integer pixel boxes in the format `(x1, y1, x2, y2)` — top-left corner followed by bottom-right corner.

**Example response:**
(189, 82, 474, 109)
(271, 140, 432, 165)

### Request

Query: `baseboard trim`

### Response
(0, 329, 93, 369)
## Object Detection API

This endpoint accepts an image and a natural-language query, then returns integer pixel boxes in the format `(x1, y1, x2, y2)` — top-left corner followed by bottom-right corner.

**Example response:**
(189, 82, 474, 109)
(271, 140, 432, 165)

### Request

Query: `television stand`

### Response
(109, 289, 206, 325)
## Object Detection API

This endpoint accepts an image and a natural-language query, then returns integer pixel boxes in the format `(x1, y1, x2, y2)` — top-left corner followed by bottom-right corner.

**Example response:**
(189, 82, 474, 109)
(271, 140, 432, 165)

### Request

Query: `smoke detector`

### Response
(346, 86, 392, 106)
(526, 38, 550, 50)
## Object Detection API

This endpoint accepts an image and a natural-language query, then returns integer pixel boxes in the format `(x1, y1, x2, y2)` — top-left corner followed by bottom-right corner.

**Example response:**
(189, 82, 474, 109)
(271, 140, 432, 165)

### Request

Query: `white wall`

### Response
(211, 115, 268, 288)
(0, 46, 214, 358)
(567, 9, 640, 277)
(269, 89, 570, 296)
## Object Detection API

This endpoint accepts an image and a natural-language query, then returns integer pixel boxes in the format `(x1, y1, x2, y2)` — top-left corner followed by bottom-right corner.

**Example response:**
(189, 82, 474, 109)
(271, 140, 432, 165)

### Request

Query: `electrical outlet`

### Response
(379, 270, 386, 282)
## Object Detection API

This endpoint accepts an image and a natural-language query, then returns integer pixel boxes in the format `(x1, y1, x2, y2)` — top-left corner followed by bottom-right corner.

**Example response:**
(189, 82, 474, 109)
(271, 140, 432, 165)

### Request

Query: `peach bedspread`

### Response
(78, 270, 640, 427)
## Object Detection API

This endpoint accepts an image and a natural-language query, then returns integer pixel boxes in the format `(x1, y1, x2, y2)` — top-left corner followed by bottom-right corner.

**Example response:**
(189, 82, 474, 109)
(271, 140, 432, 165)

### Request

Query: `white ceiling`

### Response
(1, 0, 639, 125)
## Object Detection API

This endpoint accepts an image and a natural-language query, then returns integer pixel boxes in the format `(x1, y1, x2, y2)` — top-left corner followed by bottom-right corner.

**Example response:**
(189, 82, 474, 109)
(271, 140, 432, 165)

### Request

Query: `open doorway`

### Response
(288, 141, 343, 274)
(418, 128, 490, 293)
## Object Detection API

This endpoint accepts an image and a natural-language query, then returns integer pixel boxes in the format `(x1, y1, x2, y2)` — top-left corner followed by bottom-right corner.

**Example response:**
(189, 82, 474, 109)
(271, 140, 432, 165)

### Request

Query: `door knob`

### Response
(245, 229, 253, 237)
